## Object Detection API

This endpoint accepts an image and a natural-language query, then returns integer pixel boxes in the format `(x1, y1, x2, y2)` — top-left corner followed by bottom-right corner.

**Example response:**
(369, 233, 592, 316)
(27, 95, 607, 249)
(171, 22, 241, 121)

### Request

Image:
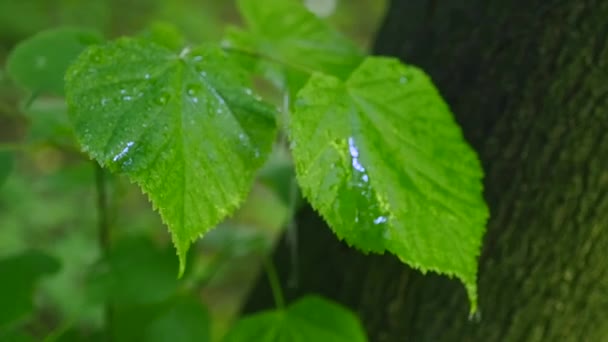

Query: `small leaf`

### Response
(65, 38, 277, 274)
(6, 27, 102, 95)
(290, 57, 489, 311)
(0, 251, 61, 327)
(226, 0, 364, 92)
(223, 295, 367, 342)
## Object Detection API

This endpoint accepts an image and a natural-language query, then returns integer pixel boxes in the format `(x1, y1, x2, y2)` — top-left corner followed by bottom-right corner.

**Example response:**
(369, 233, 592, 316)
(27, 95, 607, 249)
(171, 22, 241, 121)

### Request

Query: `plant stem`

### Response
(263, 258, 286, 309)
(94, 163, 113, 333)
(95, 163, 110, 254)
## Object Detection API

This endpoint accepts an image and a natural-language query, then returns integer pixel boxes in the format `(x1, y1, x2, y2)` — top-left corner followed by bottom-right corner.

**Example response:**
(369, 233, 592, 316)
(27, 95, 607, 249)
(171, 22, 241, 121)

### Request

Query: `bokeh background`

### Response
(0, 0, 386, 340)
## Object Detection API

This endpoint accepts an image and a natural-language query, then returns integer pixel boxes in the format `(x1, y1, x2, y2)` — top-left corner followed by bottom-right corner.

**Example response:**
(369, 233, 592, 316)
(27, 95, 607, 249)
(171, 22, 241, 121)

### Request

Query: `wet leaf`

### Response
(65, 38, 277, 274)
(290, 57, 489, 311)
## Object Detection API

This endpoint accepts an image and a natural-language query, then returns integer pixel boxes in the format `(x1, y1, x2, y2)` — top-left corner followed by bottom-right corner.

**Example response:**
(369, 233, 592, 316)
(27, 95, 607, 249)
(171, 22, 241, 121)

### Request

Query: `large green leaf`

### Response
(65, 38, 277, 274)
(0, 251, 61, 327)
(225, 0, 363, 92)
(290, 57, 489, 311)
(223, 295, 367, 342)
(6, 27, 102, 95)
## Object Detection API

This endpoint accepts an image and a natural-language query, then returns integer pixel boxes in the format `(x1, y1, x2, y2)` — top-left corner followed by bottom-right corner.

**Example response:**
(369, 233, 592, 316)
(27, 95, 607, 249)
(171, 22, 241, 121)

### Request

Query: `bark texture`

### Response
(246, 0, 608, 341)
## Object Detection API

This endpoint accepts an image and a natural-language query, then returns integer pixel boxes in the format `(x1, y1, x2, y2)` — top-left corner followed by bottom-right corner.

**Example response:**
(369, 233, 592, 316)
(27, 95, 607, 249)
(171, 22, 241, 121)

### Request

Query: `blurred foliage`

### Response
(0, 0, 386, 340)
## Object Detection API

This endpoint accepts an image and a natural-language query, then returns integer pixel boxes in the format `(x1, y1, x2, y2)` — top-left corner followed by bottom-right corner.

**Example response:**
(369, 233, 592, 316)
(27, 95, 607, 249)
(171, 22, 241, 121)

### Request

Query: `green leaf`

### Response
(290, 57, 489, 311)
(6, 27, 102, 96)
(0, 251, 61, 327)
(65, 38, 277, 274)
(0, 152, 14, 188)
(223, 295, 367, 342)
(145, 296, 211, 342)
(139, 21, 186, 51)
(24, 98, 74, 147)
(111, 296, 210, 342)
(226, 0, 364, 92)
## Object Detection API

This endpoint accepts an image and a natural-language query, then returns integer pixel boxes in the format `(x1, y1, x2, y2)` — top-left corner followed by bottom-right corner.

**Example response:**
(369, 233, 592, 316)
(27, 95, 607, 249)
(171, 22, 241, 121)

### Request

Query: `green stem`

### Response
(95, 164, 110, 254)
(263, 258, 286, 309)
(94, 163, 113, 332)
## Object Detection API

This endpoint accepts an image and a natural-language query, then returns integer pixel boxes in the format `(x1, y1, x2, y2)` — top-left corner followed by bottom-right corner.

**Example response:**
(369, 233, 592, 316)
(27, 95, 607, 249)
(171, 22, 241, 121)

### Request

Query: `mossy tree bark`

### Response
(246, 0, 608, 340)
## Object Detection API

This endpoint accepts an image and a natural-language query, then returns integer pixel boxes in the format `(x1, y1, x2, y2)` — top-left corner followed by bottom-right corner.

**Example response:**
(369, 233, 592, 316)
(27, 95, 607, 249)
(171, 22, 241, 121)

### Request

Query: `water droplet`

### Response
(362, 174, 369, 182)
(123, 96, 133, 101)
(144, 73, 151, 79)
(120, 89, 127, 94)
(200, 71, 207, 77)
(244, 88, 253, 95)
(374, 216, 388, 225)
(156, 92, 170, 105)
(399, 76, 408, 84)
(192, 97, 199, 103)
(348, 137, 366, 172)
(113, 141, 135, 162)
(192, 55, 203, 62)
(100, 98, 108, 106)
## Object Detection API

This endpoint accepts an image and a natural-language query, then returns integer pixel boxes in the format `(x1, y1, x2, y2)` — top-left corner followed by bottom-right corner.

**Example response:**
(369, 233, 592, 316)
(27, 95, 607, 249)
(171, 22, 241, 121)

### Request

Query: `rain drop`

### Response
(399, 76, 408, 84)
(113, 141, 134, 162)
(156, 93, 170, 105)
(144, 73, 151, 79)
(374, 216, 388, 225)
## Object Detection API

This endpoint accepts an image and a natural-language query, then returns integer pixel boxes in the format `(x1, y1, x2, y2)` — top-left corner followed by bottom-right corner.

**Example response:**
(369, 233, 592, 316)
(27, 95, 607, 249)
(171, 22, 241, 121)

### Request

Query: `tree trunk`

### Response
(246, 0, 608, 340)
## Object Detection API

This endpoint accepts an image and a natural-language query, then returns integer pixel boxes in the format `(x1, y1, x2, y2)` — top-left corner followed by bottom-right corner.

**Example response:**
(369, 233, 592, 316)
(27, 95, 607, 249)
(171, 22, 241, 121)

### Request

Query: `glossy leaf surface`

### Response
(65, 38, 277, 273)
(290, 57, 489, 310)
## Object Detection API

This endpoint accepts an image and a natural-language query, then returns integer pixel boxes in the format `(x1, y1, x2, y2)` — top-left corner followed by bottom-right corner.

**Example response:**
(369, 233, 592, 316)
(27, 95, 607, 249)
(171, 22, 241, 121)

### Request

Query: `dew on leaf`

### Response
(156, 92, 170, 105)
(144, 73, 151, 79)
(113, 141, 134, 162)
(374, 216, 388, 225)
